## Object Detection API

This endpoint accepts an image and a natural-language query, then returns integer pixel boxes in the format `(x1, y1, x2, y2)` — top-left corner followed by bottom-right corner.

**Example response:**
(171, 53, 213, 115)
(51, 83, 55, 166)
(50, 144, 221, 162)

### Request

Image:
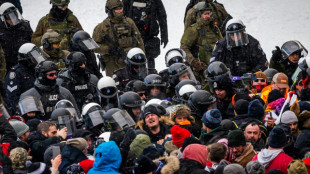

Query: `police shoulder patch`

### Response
(9, 72, 16, 79)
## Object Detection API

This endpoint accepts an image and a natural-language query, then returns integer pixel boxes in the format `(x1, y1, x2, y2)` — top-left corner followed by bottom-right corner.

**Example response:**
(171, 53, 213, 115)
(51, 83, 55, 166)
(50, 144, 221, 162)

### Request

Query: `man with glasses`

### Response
(27, 121, 67, 162)
(251, 71, 267, 95)
(261, 72, 289, 103)
(31, 0, 83, 50)
(20, 60, 79, 120)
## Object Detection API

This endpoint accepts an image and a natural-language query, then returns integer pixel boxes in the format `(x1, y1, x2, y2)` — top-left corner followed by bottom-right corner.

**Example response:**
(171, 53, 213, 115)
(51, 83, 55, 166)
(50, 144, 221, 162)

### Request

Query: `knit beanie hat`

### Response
(287, 160, 307, 174)
(268, 127, 286, 148)
(170, 125, 191, 148)
(246, 161, 265, 174)
(267, 169, 284, 174)
(234, 99, 249, 115)
(223, 164, 246, 174)
(9, 147, 27, 171)
(27, 162, 49, 174)
(227, 129, 246, 147)
(248, 99, 265, 121)
(66, 138, 88, 152)
(181, 137, 201, 152)
(267, 89, 284, 104)
(280, 111, 298, 124)
(130, 134, 152, 157)
(134, 155, 157, 174)
(143, 104, 160, 119)
(201, 109, 222, 129)
(10, 120, 29, 137)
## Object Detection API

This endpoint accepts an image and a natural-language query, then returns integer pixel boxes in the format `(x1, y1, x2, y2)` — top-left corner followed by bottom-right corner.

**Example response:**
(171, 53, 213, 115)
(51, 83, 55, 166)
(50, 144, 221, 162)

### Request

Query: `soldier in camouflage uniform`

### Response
(92, 0, 145, 77)
(31, 0, 83, 50)
(41, 29, 70, 70)
(184, 0, 230, 35)
(181, 4, 222, 87)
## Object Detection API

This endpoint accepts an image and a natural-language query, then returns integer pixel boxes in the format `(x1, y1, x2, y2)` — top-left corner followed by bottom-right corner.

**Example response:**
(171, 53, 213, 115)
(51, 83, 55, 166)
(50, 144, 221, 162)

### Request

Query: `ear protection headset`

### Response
(43, 38, 52, 50)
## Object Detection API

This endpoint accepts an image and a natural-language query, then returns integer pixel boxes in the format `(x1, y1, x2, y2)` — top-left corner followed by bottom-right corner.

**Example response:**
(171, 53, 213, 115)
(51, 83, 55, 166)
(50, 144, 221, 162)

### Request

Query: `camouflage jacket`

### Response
(31, 9, 83, 50)
(45, 49, 70, 70)
(92, 16, 145, 62)
(181, 21, 222, 66)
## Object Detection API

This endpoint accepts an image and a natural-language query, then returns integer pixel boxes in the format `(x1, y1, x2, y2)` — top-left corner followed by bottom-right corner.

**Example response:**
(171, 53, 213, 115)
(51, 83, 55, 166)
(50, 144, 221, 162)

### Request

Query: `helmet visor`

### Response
(58, 115, 76, 135)
(29, 48, 47, 64)
(79, 38, 99, 51)
(88, 110, 105, 127)
(99, 86, 118, 98)
(2, 8, 22, 27)
(107, 110, 136, 131)
(226, 30, 249, 49)
(18, 97, 45, 115)
(129, 53, 147, 65)
(168, 57, 184, 67)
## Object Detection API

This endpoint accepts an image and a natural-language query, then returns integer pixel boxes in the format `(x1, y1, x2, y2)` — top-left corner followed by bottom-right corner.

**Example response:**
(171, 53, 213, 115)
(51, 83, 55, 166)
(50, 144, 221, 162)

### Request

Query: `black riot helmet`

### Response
(65, 51, 87, 72)
(103, 108, 136, 132)
(144, 74, 167, 100)
(125, 80, 146, 92)
(187, 90, 216, 117)
(119, 91, 143, 109)
(18, 43, 47, 68)
(263, 68, 279, 84)
(71, 30, 99, 51)
(165, 48, 186, 67)
(174, 80, 198, 104)
(281, 40, 308, 60)
(55, 99, 81, 122)
(205, 61, 231, 93)
(35, 60, 58, 86)
(50, 108, 77, 136)
(82, 102, 106, 136)
(168, 63, 196, 87)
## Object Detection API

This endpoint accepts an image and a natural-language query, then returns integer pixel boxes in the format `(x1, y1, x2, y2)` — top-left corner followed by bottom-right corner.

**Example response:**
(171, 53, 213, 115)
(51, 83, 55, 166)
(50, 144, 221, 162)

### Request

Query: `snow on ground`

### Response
(21, 0, 310, 71)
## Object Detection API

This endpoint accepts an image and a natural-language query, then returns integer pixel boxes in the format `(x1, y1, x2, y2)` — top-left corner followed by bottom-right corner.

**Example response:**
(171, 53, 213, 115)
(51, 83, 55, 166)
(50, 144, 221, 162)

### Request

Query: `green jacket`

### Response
(31, 9, 83, 50)
(181, 21, 222, 66)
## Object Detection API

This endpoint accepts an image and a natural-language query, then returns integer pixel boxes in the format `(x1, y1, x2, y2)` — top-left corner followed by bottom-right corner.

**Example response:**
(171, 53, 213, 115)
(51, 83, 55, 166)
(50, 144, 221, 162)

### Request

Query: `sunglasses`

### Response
(254, 78, 266, 83)
(47, 72, 57, 77)
(52, 43, 61, 48)
(138, 92, 146, 97)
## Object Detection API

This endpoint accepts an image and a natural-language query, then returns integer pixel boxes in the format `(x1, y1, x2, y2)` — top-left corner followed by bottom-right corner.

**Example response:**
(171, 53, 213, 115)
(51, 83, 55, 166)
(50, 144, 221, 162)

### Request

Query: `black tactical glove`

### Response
(161, 37, 168, 48)
(271, 46, 283, 62)
(119, 128, 136, 151)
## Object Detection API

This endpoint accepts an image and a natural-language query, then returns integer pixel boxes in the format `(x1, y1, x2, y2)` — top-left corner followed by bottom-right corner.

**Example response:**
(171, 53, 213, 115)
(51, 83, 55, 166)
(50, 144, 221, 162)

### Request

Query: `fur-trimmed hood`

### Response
(290, 101, 310, 128)
(154, 156, 180, 174)
(135, 116, 175, 130)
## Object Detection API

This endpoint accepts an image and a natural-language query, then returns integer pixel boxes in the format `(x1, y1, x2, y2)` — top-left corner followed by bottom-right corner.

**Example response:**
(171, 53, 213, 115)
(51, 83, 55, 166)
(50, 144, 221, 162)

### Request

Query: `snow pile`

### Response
(21, 0, 310, 71)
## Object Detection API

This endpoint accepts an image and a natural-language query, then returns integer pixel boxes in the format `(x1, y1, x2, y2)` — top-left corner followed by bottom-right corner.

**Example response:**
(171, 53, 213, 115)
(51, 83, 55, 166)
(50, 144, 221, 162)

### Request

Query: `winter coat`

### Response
(269, 57, 298, 86)
(178, 159, 210, 174)
(58, 145, 88, 174)
(295, 129, 310, 150)
(27, 131, 63, 162)
(199, 126, 228, 145)
(20, 80, 79, 120)
(211, 34, 268, 76)
(252, 149, 293, 174)
(0, 20, 33, 69)
(136, 116, 174, 143)
(31, 9, 83, 50)
(88, 141, 122, 174)
(154, 156, 180, 174)
(233, 142, 256, 167)
(232, 114, 248, 128)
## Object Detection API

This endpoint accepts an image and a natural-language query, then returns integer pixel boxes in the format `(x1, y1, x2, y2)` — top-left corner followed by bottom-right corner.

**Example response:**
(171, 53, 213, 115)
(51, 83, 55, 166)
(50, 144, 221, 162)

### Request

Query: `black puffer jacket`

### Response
(178, 159, 211, 174)
(58, 145, 88, 174)
(199, 126, 228, 145)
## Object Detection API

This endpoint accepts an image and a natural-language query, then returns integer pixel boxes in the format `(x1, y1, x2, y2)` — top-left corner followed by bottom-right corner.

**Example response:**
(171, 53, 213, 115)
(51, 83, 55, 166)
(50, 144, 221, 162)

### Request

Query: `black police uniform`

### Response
(0, 20, 33, 71)
(20, 80, 79, 120)
(211, 34, 268, 76)
(123, 0, 168, 69)
(4, 63, 35, 114)
(57, 70, 98, 110)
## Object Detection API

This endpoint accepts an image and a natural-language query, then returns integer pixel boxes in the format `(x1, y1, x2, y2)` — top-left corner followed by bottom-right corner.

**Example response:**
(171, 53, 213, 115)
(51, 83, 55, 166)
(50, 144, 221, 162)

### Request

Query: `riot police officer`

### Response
(125, 80, 147, 101)
(173, 79, 198, 104)
(41, 29, 70, 70)
(144, 74, 167, 101)
(119, 91, 144, 122)
(31, 0, 83, 50)
(113, 47, 148, 92)
(57, 51, 98, 110)
(92, 0, 144, 76)
(20, 60, 78, 120)
(97, 76, 119, 111)
(81, 102, 106, 136)
(123, 0, 168, 71)
(0, 2, 33, 71)
(211, 19, 268, 76)
(269, 40, 308, 85)
(69, 30, 102, 79)
(5, 43, 47, 114)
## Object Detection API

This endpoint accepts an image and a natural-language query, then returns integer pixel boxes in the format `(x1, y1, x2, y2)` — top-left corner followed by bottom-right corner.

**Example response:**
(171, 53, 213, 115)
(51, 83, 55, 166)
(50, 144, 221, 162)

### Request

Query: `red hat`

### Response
(170, 125, 191, 148)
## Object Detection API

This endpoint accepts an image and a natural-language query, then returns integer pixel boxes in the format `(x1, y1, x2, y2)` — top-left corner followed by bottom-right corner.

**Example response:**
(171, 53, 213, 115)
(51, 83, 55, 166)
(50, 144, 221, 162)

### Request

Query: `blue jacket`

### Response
(88, 141, 122, 174)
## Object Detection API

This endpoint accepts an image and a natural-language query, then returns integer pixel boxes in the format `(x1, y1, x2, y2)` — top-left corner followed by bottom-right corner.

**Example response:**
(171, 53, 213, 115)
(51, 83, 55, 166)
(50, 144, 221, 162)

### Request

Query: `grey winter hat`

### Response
(10, 120, 29, 137)
(246, 161, 265, 174)
(280, 111, 298, 124)
(223, 164, 246, 174)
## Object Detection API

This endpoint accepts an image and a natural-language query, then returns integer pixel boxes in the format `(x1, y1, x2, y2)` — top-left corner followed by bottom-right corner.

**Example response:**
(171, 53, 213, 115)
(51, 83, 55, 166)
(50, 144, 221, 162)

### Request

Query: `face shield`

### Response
(1, 7, 23, 28)
(18, 97, 45, 116)
(281, 40, 308, 60)
(57, 115, 76, 137)
(226, 29, 249, 49)
(131, 64, 148, 81)
(86, 110, 106, 128)
(78, 38, 99, 51)
(98, 86, 118, 98)
(106, 110, 136, 131)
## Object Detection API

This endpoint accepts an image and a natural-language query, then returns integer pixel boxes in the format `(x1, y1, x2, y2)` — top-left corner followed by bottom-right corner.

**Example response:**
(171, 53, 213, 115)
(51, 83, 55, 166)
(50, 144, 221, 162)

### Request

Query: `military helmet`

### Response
(50, 0, 70, 6)
(41, 29, 62, 50)
(65, 51, 87, 71)
(105, 0, 123, 12)
(263, 68, 279, 83)
(119, 91, 143, 109)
